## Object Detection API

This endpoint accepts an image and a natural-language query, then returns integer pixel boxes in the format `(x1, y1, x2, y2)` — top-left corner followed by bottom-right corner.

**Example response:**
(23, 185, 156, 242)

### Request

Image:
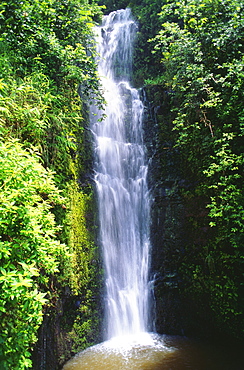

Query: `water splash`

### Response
(63, 333, 176, 370)
(90, 8, 152, 340)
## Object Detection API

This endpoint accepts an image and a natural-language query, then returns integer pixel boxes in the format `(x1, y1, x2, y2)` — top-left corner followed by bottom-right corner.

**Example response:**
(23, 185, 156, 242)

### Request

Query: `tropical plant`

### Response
(0, 140, 68, 369)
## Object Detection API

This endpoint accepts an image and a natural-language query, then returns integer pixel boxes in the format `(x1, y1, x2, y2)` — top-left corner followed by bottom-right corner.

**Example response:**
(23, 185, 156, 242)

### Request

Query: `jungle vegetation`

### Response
(0, 1, 104, 369)
(0, 0, 243, 369)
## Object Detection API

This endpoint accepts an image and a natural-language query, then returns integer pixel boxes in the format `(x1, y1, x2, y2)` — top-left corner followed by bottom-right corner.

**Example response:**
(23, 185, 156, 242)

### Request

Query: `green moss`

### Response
(65, 181, 97, 294)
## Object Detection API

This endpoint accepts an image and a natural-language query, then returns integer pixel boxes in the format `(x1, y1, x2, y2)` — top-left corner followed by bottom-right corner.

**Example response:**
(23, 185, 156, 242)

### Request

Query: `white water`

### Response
(90, 8, 152, 340)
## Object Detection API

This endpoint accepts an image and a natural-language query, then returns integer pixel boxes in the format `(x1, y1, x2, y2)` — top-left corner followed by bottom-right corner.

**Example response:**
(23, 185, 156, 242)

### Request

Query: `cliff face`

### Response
(143, 85, 185, 335)
(143, 85, 217, 339)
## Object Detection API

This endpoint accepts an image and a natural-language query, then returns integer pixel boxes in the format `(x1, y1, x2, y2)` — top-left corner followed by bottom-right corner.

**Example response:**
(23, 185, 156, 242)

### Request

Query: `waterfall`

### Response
(90, 8, 152, 340)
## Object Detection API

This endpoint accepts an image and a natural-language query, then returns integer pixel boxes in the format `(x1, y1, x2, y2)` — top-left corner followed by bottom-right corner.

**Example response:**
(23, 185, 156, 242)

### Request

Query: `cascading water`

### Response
(91, 8, 152, 340)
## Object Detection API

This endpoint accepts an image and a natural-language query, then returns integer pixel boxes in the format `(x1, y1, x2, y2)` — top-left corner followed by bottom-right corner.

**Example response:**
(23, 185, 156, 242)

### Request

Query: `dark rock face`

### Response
(32, 294, 103, 370)
(142, 85, 221, 340)
(142, 85, 186, 335)
(32, 299, 66, 370)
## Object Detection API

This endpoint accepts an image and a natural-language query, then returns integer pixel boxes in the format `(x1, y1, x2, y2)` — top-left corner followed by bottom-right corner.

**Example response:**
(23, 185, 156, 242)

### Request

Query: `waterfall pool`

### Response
(62, 332, 244, 370)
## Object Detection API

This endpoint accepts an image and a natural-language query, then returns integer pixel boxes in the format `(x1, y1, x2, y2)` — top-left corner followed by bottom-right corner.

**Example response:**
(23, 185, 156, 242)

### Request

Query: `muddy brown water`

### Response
(62, 332, 244, 370)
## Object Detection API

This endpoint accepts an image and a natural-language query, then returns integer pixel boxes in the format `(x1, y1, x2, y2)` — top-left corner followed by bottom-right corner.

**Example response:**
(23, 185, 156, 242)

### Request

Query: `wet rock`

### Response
(142, 85, 185, 334)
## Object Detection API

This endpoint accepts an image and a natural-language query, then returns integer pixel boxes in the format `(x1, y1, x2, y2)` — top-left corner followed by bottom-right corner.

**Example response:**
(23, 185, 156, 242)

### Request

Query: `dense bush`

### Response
(0, 1, 103, 368)
(0, 140, 67, 369)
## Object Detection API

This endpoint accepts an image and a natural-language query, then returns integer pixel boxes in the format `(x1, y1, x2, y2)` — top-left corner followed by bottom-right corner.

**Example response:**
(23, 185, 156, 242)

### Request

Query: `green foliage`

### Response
(0, 70, 84, 183)
(131, 0, 165, 85)
(0, 0, 103, 368)
(98, 0, 129, 13)
(69, 309, 99, 353)
(150, 0, 244, 338)
(0, 0, 103, 87)
(0, 140, 67, 369)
